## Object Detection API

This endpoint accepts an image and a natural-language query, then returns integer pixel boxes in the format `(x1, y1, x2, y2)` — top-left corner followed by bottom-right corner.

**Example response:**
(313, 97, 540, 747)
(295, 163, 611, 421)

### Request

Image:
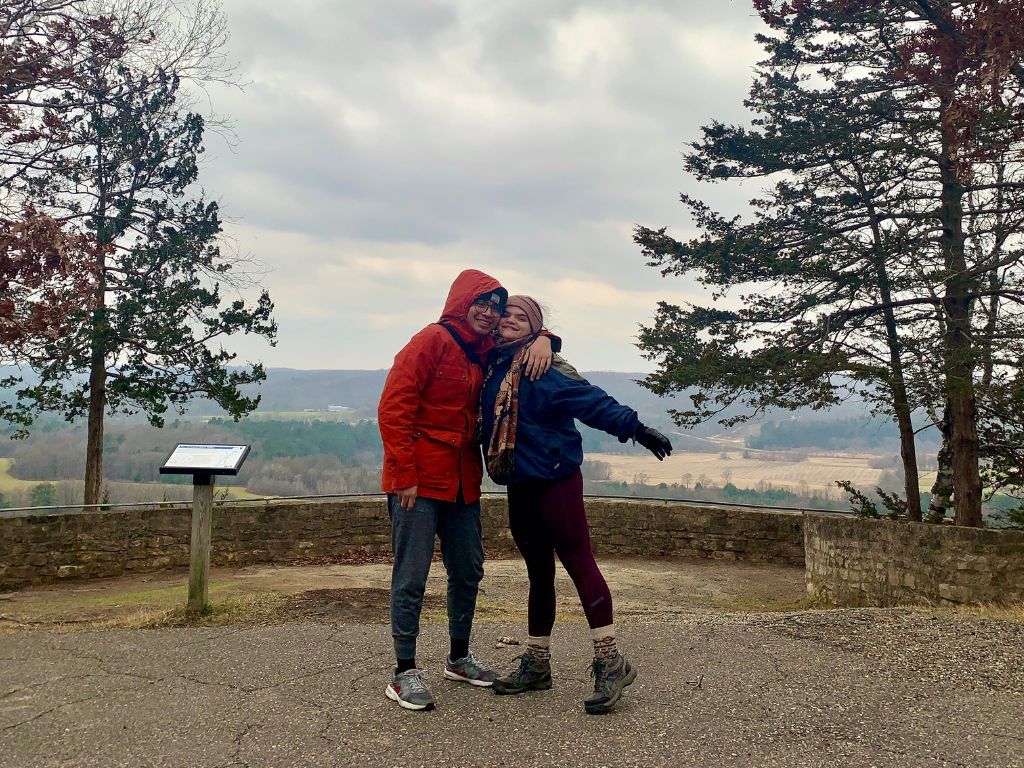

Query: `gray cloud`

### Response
(197, 0, 767, 369)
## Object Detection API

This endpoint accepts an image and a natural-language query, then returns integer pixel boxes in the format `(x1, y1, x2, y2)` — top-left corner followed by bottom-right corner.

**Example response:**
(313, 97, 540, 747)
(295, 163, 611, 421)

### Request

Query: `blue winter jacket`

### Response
(481, 350, 641, 483)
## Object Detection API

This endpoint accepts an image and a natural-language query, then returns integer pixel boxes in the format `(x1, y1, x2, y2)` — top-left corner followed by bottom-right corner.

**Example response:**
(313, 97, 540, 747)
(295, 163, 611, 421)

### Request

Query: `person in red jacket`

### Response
(378, 269, 553, 711)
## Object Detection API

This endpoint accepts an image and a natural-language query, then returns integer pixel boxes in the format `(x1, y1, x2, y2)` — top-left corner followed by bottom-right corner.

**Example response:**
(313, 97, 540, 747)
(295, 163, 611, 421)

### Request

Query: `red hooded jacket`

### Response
(378, 269, 506, 503)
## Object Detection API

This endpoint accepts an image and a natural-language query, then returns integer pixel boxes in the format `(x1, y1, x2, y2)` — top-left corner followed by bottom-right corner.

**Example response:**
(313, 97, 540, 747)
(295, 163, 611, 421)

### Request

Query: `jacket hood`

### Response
(439, 269, 507, 330)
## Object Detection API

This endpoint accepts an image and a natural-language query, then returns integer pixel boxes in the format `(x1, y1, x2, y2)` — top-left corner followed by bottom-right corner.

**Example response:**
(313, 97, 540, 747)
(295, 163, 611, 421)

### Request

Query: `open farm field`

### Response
(587, 450, 937, 493)
(0, 458, 38, 493)
(103, 481, 262, 503)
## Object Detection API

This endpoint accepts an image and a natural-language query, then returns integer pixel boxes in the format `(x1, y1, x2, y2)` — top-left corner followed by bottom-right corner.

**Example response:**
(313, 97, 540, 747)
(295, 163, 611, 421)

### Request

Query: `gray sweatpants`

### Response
(388, 493, 484, 660)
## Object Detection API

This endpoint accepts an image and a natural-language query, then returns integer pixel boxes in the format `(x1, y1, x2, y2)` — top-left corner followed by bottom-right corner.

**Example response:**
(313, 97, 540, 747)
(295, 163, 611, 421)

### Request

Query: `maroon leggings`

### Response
(506, 469, 613, 636)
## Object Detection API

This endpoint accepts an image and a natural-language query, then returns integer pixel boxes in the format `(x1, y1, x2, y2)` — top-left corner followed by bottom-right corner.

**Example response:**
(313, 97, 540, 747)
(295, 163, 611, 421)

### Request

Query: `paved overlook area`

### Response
(2, 558, 1023, 768)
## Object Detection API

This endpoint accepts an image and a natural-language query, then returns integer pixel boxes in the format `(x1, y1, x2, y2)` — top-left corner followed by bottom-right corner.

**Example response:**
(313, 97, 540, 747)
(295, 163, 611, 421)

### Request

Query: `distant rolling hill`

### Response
(185, 368, 681, 424)
(244, 368, 391, 413)
(3, 365, 912, 453)
(6, 365, 675, 423)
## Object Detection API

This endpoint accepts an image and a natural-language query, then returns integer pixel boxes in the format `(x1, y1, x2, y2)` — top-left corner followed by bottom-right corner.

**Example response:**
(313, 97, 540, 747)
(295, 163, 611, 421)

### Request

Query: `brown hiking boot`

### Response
(584, 654, 636, 714)
(492, 653, 552, 695)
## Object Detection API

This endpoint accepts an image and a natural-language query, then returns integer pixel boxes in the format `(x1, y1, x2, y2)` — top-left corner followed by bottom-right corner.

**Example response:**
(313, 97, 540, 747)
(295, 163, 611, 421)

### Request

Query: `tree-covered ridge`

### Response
(1, 418, 384, 506)
(7, 418, 382, 482)
(747, 418, 901, 452)
(208, 418, 383, 462)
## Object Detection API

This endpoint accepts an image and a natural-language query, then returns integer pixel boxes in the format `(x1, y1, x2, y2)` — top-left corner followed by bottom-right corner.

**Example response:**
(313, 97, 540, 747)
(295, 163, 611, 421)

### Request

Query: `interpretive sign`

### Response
(160, 443, 250, 476)
(158, 443, 250, 613)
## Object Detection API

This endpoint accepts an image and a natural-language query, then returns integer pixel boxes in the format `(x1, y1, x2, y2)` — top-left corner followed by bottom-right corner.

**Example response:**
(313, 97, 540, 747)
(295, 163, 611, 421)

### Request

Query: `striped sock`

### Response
(591, 624, 618, 661)
(527, 635, 551, 663)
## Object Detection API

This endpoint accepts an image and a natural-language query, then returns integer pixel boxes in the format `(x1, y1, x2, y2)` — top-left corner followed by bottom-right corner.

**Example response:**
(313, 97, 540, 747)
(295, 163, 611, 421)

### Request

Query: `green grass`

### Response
(2, 581, 286, 633)
(77, 581, 235, 610)
(142, 592, 285, 628)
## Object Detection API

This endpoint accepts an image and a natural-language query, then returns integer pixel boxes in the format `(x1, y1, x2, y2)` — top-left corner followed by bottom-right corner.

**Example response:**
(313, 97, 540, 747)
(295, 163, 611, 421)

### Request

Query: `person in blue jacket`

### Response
(480, 295, 672, 714)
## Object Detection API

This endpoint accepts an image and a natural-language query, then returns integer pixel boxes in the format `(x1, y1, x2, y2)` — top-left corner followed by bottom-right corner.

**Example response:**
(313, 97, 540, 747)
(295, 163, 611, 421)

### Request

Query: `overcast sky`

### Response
(200, 0, 767, 372)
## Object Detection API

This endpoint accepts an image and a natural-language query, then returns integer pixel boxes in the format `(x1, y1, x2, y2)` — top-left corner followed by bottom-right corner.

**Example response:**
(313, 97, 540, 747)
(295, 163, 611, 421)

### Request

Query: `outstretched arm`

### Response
(546, 365, 674, 460)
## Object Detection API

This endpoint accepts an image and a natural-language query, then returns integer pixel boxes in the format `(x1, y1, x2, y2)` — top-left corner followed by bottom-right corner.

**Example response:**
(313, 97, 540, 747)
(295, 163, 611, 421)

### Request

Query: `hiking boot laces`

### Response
(588, 659, 607, 692)
(506, 653, 532, 682)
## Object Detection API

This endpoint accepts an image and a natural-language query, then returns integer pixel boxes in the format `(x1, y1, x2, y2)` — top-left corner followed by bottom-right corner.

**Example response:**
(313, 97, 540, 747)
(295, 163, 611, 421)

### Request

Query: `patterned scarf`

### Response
(485, 340, 533, 484)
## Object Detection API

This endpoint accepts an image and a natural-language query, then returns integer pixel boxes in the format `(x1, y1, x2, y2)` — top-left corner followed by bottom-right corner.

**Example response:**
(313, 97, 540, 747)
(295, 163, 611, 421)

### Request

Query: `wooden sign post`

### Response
(160, 444, 250, 614)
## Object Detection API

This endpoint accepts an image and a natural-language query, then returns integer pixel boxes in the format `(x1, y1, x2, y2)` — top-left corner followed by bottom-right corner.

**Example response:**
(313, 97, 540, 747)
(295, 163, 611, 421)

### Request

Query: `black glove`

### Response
(633, 424, 673, 461)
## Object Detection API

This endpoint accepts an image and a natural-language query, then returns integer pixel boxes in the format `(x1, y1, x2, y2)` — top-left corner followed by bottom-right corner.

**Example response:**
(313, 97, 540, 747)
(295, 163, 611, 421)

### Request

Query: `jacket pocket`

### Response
(415, 426, 463, 449)
(426, 367, 470, 406)
(413, 427, 462, 489)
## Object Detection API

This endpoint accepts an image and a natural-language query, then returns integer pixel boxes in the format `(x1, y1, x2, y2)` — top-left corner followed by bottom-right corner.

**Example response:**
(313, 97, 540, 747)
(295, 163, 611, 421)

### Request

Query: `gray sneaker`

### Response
(584, 654, 637, 714)
(492, 653, 553, 695)
(385, 668, 436, 711)
(443, 652, 497, 687)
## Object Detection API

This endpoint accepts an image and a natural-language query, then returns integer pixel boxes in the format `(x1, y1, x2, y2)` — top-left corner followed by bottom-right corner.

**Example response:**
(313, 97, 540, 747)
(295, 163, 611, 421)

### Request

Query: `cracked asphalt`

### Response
(2, 561, 1024, 767)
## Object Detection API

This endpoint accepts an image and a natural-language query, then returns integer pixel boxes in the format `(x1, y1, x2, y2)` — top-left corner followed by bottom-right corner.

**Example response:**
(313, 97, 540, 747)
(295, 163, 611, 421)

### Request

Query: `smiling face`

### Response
(466, 298, 502, 335)
(498, 306, 534, 342)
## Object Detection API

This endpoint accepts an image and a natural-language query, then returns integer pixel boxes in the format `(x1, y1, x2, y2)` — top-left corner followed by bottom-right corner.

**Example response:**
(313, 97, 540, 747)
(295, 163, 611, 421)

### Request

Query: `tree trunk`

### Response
(83, 348, 106, 506)
(894, 399, 921, 521)
(864, 194, 921, 520)
(947, 357, 982, 526)
(878, 289, 921, 521)
(949, 415, 981, 525)
(939, 135, 983, 527)
(927, 401, 954, 522)
(83, 251, 107, 507)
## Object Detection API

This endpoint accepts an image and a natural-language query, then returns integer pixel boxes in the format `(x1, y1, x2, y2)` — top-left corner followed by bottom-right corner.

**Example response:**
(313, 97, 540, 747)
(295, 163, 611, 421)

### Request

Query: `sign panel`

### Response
(160, 444, 250, 476)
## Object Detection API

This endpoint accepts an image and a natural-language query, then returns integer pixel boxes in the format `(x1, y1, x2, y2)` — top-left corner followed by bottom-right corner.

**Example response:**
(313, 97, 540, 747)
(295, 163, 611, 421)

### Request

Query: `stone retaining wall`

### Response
(0, 498, 804, 588)
(577, 500, 804, 564)
(804, 512, 1024, 606)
